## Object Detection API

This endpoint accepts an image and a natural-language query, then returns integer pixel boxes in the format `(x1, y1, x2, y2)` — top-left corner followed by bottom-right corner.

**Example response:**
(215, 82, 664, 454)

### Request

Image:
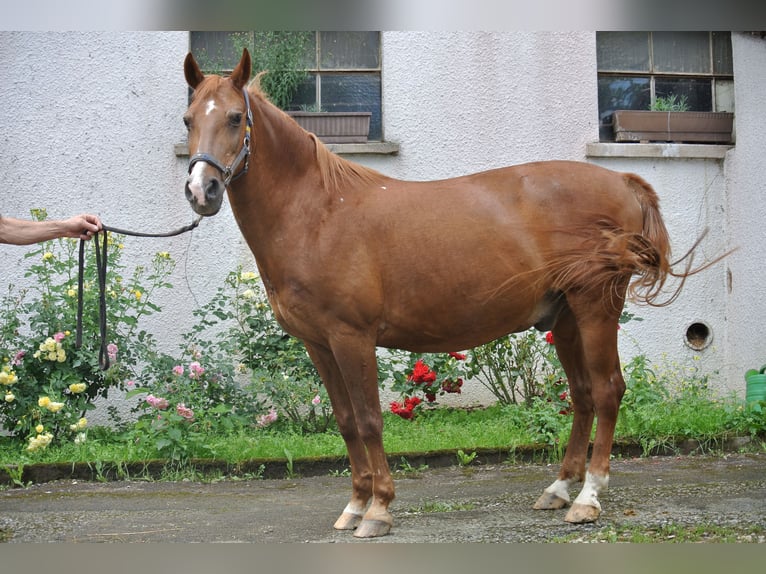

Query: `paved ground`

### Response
(1, 452, 765, 543)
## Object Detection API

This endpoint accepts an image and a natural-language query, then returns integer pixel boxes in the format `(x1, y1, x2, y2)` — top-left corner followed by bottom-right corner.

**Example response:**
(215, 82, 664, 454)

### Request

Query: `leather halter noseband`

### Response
(187, 87, 253, 187)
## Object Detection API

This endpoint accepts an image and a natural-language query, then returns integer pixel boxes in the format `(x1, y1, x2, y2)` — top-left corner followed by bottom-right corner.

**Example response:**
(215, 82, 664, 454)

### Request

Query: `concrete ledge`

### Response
(174, 141, 399, 157)
(587, 142, 733, 160)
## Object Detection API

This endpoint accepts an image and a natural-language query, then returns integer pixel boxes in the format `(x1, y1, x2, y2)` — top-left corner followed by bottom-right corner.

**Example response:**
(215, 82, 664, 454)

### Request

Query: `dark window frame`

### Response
(596, 31, 734, 142)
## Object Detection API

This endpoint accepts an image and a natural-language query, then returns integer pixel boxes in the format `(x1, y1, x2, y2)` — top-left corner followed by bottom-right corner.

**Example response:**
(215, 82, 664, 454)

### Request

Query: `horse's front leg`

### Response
(304, 342, 374, 531)
(329, 335, 395, 538)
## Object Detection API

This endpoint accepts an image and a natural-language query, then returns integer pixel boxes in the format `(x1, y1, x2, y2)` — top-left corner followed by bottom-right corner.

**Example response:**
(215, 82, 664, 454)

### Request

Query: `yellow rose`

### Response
(42, 252, 54, 261)
(69, 383, 87, 394)
(56, 349, 66, 362)
(47, 401, 65, 413)
(38, 396, 51, 408)
(5, 393, 14, 403)
(134, 290, 142, 300)
(0, 372, 8, 385)
(67, 288, 77, 297)
(240, 271, 257, 282)
(77, 417, 87, 429)
(35, 424, 44, 433)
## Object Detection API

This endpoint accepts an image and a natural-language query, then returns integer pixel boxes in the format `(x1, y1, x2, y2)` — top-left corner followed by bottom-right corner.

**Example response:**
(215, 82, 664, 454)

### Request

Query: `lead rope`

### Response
(75, 216, 203, 370)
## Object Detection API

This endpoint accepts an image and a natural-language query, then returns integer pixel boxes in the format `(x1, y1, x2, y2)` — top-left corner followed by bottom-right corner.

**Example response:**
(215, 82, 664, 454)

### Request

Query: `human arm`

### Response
(0, 213, 102, 245)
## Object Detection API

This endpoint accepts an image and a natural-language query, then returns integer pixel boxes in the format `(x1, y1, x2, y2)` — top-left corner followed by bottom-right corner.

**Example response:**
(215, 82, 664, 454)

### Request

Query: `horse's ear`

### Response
(184, 52, 205, 89)
(230, 48, 251, 90)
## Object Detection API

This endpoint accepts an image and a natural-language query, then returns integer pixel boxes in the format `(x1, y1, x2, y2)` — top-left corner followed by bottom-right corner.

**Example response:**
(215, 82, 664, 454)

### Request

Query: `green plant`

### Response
(232, 31, 313, 110)
(462, 331, 563, 407)
(125, 350, 260, 462)
(650, 94, 690, 112)
(3, 463, 31, 488)
(202, 268, 335, 434)
(456, 449, 477, 467)
(0, 210, 173, 449)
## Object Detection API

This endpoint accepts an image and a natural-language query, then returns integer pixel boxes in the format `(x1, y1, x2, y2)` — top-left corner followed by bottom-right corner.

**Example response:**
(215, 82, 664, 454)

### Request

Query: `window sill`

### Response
(586, 142, 733, 160)
(174, 141, 399, 157)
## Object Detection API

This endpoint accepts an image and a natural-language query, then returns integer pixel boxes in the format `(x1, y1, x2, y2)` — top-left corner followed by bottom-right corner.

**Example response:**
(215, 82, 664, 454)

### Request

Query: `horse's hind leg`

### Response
(533, 289, 626, 523)
(304, 342, 374, 532)
(533, 304, 593, 511)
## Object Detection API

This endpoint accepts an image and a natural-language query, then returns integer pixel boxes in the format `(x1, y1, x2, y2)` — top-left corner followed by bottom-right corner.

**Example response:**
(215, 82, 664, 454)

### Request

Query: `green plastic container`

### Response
(745, 372, 766, 405)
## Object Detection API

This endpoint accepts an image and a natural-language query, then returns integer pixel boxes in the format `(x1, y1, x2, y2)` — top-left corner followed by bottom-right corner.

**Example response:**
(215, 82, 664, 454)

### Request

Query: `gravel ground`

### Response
(1, 451, 765, 543)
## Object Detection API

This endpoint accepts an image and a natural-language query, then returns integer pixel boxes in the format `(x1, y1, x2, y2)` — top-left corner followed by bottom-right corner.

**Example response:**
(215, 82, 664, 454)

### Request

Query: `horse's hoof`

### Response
(564, 502, 600, 523)
(333, 512, 363, 531)
(353, 519, 392, 538)
(533, 491, 570, 510)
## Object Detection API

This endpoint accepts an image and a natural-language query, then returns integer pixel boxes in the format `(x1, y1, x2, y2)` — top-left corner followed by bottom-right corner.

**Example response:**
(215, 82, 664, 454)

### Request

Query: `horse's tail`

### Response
(623, 172, 728, 307)
(623, 173, 674, 306)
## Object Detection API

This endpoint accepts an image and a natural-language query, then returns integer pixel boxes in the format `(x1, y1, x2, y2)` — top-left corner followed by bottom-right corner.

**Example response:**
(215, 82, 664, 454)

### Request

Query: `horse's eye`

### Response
(228, 112, 243, 127)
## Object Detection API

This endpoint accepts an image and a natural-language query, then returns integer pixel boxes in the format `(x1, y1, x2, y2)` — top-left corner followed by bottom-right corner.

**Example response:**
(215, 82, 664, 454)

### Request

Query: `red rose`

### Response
(448, 352, 467, 361)
(409, 359, 436, 384)
(545, 331, 555, 345)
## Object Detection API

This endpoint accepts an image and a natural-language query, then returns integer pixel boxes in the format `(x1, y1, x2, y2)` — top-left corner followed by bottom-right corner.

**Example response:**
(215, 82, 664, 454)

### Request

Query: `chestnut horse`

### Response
(182, 49, 689, 538)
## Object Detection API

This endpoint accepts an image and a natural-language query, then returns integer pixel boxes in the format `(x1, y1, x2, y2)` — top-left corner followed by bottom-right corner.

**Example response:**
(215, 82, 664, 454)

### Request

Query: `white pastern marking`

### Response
(573, 472, 609, 510)
(543, 478, 573, 503)
(342, 502, 366, 517)
(205, 99, 217, 116)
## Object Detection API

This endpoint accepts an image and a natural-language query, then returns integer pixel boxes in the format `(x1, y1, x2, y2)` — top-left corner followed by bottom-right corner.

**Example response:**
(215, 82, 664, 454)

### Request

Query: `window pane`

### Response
(320, 73, 382, 140)
(655, 78, 712, 111)
(287, 75, 318, 111)
(598, 76, 651, 117)
(320, 32, 380, 69)
(597, 76, 650, 141)
(652, 32, 711, 74)
(714, 79, 735, 112)
(596, 32, 650, 72)
(713, 32, 733, 75)
(191, 31, 246, 72)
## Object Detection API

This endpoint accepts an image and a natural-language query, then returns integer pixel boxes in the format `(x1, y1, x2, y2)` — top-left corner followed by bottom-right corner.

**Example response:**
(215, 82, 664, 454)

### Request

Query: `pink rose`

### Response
(107, 343, 118, 361)
(12, 350, 26, 366)
(53, 332, 66, 343)
(172, 365, 184, 376)
(146, 394, 169, 410)
(189, 361, 205, 379)
(176, 403, 195, 420)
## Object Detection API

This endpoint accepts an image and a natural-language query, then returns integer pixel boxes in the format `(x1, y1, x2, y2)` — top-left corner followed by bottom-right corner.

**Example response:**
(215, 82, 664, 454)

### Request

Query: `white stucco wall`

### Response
(722, 33, 766, 396)
(0, 31, 253, 353)
(0, 31, 761, 420)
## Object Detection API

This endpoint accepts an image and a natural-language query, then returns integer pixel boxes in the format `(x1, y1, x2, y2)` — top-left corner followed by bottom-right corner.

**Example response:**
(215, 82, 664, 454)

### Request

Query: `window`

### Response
(190, 31, 382, 141)
(596, 32, 734, 141)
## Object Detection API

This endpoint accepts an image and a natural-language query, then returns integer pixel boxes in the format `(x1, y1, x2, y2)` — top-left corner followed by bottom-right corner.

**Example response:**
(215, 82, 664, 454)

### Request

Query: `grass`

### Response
(0, 395, 764, 479)
(555, 522, 766, 543)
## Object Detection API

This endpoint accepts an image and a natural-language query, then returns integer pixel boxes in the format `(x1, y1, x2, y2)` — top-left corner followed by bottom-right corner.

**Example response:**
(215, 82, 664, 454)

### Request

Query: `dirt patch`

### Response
(1, 452, 765, 543)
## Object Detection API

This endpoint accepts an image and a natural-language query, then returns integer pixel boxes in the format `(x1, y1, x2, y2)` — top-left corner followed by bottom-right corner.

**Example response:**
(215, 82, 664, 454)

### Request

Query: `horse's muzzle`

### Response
(185, 175, 224, 216)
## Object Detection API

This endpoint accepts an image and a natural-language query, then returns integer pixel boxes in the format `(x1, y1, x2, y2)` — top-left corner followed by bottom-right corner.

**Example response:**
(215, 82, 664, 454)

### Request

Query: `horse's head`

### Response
(183, 49, 252, 216)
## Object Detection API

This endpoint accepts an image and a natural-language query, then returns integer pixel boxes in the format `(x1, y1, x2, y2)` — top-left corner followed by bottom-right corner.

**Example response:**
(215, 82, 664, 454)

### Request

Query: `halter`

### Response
(187, 87, 253, 187)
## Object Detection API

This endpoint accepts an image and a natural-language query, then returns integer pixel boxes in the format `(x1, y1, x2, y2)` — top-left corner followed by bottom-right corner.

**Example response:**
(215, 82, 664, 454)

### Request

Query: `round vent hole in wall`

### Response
(685, 322, 712, 351)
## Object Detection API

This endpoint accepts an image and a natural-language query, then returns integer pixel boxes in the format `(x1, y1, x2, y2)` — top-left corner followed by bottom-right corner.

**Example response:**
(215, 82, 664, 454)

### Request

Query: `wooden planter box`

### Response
(288, 111, 371, 143)
(613, 110, 734, 144)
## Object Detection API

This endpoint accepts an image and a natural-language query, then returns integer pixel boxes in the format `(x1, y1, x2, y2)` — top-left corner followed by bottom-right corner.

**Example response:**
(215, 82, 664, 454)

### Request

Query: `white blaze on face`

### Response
(205, 99, 217, 115)
(187, 162, 208, 204)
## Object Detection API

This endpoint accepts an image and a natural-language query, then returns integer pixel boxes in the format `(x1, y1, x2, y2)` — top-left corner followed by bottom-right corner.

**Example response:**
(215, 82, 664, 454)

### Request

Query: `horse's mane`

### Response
(248, 73, 385, 193)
